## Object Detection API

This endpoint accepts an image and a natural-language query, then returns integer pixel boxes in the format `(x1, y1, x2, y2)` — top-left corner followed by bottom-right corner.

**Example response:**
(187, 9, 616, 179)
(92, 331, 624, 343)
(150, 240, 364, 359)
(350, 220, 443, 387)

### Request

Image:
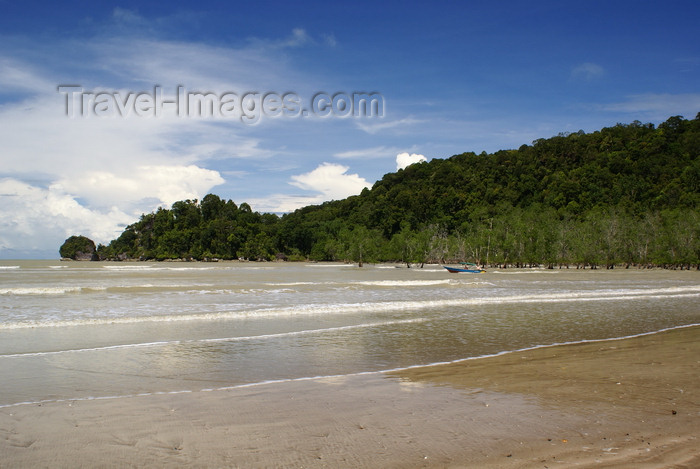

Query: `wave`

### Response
(0, 318, 428, 358)
(0, 265, 20, 270)
(105, 284, 214, 292)
(102, 265, 156, 270)
(491, 269, 562, 274)
(102, 265, 240, 272)
(1, 324, 697, 410)
(0, 284, 329, 297)
(102, 265, 222, 270)
(0, 280, 478, 296)
(0, 286, 89, 295)
(264, 280, 462, 287)
(2, 284, 698, 329)
(352, 279, 452, 287)
(0, 283, 224, 296)
(264, 281, 319, 286)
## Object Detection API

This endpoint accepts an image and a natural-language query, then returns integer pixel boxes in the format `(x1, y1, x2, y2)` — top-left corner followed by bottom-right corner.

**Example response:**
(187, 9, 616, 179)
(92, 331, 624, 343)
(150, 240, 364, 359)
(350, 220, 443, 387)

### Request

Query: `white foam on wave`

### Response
(353, 279, 452, 287)
(2, 284, 698, 329)
(0, 265, 20, 270)
(108, 283, 212, 291)
(103, 265, 155, 270)
(0, 286, 87, 295)
(264, 282, 319, 286)
(0, 283, 219, 296)
(103, 265, 234, 272)
(491, 269, 561, 274)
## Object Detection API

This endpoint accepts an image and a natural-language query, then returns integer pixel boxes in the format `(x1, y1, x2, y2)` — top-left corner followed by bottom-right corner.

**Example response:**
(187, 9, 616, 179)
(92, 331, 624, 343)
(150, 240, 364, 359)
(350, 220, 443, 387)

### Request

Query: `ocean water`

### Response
(1, 260, 699, 408)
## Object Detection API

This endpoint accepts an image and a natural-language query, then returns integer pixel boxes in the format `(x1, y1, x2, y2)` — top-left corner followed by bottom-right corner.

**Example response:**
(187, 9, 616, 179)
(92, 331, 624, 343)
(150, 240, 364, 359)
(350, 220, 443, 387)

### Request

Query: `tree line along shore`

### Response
(61, 114, 700, 269)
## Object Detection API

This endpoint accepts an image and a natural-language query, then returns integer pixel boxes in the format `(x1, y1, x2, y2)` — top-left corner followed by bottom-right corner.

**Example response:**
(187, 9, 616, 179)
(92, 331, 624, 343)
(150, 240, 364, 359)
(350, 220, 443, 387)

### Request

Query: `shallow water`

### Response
(1, 260, 698, 407)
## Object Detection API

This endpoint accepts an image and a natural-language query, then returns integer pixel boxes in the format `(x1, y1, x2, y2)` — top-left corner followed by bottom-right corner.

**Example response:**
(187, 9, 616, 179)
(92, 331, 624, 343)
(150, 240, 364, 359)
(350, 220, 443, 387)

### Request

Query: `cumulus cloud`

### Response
(0, 178, 136, 255)
(247, 163, 372, 213)
(0, 15, 368, 257)
(396, 152, 427, 170)
(57, 165, 224, 210)
(0, 83, 226, 255)
(0, 167, 223, 257)
(0, 51, 246, 256)
(289, 163, 371, 200)
(246, 194, 326, 213)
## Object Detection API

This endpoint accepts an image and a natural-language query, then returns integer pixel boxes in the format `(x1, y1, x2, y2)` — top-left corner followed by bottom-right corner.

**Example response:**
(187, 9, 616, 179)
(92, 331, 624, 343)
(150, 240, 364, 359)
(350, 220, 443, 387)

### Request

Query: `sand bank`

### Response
(1, 326, 698, 468)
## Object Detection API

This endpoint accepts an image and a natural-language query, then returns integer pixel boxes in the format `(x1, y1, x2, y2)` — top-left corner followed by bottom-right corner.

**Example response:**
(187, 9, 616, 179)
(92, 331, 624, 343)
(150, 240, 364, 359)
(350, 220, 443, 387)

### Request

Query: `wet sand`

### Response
(1, 326, 698, 468)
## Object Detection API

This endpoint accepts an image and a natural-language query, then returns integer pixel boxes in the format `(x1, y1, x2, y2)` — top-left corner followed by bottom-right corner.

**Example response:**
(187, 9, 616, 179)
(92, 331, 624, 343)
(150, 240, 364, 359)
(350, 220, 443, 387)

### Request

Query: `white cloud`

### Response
(601, 93, 700, 119)
(0, 42, 268, 256)
(396, 152, 427, 170)
(0, 19, 382, 256)
(111, 7, 150, 29)
(289, 163, 371, 201)
(571, 62, 605, 81)
(56, 165, 224, 210)
(0, 84, 277, 174)
(244, 27, 311, 50)
(333, 145, 408, 160)
(322, 34, 338, 47)
(246, 194, 326, 213)
(281, 28, 313, 48)
(87, 38, 269, 90)
(0, 178, 136, 254)
(0, 58, 54, 92)
(245, 27, 339, 51)
(355, 117, 423, 135)
(0, 164, 223, 257)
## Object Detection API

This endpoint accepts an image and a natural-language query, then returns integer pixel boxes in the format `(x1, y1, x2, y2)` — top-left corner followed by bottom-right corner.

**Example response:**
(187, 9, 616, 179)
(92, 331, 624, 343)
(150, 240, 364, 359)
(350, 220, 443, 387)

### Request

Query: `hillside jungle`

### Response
(72, 114, 699, 268)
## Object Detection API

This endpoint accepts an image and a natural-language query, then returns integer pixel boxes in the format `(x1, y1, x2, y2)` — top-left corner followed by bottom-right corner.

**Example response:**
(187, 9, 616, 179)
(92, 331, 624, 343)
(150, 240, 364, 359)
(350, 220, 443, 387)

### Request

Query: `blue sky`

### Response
(1, 0, 698, 258)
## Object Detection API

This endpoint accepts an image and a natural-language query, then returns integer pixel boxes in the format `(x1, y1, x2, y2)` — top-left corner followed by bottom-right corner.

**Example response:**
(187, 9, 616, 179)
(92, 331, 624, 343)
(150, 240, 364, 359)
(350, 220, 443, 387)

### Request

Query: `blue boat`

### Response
(443, 264, 486, 273)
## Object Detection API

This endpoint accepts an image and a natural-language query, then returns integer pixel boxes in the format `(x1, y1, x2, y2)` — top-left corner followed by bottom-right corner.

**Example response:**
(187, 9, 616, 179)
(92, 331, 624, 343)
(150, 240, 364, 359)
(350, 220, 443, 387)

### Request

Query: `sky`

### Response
(1, 0, 698, 258)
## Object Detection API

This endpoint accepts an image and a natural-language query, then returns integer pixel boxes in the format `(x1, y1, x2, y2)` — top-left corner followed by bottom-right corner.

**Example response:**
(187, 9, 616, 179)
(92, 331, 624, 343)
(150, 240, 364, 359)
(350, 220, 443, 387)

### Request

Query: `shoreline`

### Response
(2, 326, 698, 467)
(48, 257, 700, 270)
(395, 324, 700, 467)
(2, 323, 696, 409)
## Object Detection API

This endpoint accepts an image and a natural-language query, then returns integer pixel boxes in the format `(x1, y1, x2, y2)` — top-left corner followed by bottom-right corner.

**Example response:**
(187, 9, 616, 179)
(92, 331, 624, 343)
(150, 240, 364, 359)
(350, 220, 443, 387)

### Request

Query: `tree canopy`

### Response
(59, 235, 98, 260)
(92, 114, 700, 268)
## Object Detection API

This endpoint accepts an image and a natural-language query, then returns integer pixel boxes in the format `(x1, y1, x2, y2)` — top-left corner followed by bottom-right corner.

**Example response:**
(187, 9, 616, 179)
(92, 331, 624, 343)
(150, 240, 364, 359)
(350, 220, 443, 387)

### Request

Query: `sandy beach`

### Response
(1, 325, 698, 468)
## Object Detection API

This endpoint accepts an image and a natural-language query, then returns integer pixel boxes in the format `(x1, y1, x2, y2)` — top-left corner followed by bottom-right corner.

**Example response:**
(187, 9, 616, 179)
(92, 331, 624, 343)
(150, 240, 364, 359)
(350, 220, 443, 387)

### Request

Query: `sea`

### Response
(1, 260, 699, 408)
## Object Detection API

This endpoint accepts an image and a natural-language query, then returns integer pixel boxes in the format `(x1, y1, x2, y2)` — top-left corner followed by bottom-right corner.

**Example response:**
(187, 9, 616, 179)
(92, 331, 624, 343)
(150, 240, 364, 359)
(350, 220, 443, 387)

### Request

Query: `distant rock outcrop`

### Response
(59, 235, 98, 261)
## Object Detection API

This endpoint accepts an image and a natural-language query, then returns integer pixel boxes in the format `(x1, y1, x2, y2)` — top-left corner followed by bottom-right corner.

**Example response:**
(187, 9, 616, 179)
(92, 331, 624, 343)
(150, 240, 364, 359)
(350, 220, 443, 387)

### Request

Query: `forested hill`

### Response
(94, 114, 700, 267)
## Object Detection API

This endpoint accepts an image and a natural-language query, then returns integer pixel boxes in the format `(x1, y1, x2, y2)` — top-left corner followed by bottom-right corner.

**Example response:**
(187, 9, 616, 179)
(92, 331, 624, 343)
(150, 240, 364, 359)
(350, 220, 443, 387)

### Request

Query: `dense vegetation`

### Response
(59, 235, 98, 260)
(92, 114, 700, 268)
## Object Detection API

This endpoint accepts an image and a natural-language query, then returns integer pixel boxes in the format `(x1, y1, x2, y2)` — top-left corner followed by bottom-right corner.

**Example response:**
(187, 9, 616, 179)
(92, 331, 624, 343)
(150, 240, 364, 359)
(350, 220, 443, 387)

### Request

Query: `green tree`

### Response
(59, 235, 97, 260)
(94, 115, 700, 269)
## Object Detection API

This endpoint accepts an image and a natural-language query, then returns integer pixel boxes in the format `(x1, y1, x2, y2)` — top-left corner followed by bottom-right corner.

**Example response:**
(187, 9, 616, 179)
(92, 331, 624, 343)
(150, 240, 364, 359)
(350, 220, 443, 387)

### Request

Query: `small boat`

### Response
(443, 264, 486, 274)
